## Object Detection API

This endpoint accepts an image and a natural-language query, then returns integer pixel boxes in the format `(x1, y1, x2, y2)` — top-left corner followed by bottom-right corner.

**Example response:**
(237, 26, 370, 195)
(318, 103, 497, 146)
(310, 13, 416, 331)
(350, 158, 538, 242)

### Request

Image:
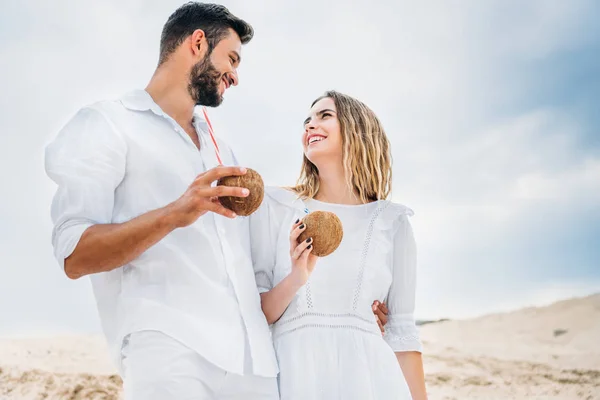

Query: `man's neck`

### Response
(145, 64, 196, 135)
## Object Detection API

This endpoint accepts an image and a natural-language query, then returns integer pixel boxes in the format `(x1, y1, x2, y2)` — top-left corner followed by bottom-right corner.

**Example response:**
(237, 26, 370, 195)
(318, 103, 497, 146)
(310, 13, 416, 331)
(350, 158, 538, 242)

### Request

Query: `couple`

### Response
(44, 2, 426, 399)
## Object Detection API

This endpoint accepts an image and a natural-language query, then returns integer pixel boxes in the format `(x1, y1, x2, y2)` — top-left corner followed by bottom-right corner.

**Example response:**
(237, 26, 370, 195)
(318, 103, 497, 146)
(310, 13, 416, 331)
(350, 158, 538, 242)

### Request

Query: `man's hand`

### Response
(372, 300, 389, 334)
(61, 165, 250, 279)
(168, 165, 249, 227)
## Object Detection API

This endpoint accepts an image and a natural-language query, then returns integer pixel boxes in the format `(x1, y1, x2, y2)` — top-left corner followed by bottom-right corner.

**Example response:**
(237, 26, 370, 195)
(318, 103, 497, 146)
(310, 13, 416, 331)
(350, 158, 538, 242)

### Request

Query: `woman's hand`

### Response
(289, 218, 319, 284)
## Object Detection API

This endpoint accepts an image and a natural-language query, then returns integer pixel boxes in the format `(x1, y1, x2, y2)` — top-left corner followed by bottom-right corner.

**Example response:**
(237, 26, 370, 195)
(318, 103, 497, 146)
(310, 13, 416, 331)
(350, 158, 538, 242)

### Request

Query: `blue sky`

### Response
(0, 0, 598, 335)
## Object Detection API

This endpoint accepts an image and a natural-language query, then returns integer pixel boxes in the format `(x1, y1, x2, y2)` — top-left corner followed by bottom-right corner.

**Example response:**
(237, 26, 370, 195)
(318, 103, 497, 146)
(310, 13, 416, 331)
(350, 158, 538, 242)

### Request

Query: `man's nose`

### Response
(230, 70, 239, 87)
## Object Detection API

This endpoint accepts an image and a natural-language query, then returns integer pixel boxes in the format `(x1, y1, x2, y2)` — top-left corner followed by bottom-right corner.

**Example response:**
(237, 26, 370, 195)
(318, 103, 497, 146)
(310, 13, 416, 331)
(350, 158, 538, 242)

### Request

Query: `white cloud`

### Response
(513, 157, 600, 203)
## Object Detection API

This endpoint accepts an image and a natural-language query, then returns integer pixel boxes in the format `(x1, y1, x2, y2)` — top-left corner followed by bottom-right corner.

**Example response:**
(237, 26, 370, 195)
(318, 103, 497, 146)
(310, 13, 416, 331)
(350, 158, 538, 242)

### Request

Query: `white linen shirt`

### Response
(44, 89, 278, 377)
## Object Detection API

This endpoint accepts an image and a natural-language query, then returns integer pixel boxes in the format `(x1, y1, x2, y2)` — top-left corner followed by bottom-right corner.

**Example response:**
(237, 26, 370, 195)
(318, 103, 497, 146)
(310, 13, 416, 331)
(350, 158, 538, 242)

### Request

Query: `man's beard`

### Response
(188, 55, 223, 107)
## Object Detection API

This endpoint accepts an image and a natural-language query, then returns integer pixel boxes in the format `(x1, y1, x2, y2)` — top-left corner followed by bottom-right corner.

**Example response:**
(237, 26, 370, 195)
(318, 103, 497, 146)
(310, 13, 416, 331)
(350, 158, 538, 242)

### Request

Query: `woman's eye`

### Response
(322, 113, 331, 118)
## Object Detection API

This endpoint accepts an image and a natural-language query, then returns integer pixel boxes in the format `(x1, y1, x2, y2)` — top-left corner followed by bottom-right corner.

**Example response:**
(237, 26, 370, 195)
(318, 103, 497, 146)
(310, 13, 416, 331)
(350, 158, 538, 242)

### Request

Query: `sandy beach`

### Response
(1, 294, 598, 399)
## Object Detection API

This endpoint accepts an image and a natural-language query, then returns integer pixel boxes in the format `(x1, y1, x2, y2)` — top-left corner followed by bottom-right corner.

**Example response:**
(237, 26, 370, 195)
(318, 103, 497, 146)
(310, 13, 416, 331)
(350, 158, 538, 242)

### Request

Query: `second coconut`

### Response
(298, 211, 343, 257)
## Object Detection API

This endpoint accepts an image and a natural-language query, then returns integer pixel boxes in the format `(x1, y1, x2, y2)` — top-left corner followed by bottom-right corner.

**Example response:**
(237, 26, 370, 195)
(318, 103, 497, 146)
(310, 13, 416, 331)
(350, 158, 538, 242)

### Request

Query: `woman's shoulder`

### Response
(383, 200, 414, 218)
(371, 200, 415, 236)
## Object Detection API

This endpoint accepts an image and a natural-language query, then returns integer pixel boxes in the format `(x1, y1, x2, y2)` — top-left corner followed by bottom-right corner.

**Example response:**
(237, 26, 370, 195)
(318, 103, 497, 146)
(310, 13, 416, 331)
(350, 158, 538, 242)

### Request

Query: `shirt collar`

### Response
(120, 89, 207, 127)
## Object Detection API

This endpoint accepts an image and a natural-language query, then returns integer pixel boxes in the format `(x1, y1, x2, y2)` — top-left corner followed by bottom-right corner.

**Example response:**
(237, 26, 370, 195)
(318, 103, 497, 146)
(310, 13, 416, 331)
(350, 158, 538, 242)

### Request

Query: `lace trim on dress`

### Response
(352, 202, 390, 311)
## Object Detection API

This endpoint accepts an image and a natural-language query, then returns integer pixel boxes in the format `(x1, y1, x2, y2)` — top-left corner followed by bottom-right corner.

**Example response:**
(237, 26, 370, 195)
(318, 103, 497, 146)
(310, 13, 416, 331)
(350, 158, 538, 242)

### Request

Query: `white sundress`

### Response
(249, 187, 423, 400)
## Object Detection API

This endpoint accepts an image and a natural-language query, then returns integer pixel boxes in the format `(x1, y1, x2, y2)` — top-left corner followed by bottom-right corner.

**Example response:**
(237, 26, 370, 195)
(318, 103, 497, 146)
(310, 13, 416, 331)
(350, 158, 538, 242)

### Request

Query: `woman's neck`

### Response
(313, 162, 363, 205)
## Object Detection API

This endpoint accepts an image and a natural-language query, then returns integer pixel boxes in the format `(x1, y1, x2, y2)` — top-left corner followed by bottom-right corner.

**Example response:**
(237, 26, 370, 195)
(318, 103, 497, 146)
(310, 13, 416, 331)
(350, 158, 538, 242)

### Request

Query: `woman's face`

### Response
(302, 97, 343, 165)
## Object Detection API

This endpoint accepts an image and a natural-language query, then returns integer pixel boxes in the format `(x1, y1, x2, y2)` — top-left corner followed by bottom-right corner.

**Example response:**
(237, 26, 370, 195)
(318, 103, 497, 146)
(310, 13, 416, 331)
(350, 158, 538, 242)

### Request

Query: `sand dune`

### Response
(422, 293, 600, 399)
(1, 294, 599, 399)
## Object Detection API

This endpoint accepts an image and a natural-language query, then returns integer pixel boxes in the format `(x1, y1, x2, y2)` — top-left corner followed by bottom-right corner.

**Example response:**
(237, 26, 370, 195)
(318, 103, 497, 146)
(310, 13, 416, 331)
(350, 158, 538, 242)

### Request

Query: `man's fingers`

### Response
(380, 302, 389, 315)
(372, 300, 389, 314)
(204, 185, 250, 199)
(375, 315, 384, 333)
(375, 308, 388, 326)
(372, 301, 388, 327)
(199, 165, 247, 184)
(204, 199, 237, 219)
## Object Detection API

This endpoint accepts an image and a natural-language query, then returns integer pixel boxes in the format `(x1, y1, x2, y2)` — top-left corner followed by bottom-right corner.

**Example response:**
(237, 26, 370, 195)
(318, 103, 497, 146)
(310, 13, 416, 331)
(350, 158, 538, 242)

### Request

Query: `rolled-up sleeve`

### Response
(383, 214, 423, 353)
(44, 106, 127, 271)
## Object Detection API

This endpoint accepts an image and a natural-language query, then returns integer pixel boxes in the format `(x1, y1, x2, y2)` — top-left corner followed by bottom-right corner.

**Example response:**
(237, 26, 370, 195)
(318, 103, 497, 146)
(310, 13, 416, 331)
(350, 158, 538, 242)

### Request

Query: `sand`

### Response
(0, 336, 120, 399)
(421, 293, 600, 399)
(1, 294, 599, 399)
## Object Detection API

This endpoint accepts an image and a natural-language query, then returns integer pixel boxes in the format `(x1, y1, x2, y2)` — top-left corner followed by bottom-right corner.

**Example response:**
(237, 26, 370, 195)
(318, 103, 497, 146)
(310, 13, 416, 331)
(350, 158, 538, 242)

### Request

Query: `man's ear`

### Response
(190, 29, 206, 56)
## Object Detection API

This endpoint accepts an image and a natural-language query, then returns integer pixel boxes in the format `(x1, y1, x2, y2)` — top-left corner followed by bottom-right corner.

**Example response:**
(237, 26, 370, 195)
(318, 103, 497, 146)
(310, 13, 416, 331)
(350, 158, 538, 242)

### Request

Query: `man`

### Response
(45, 2, 389, 399)
(45, 3, 279, 399)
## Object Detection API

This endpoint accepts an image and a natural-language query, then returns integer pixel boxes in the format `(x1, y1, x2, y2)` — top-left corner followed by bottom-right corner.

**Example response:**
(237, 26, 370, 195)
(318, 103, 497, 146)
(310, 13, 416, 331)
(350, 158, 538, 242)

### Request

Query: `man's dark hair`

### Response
(159, 2, 254, 65)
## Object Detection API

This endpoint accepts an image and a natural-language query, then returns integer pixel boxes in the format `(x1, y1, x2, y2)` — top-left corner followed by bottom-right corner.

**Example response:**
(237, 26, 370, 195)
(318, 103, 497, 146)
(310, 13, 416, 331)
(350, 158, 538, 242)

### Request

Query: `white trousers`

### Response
(120, 330, 279, 400)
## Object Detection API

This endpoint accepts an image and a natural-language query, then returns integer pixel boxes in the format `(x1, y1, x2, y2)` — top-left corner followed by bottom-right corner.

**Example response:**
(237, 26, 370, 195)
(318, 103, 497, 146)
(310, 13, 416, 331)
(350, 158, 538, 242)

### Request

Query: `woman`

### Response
(250, 91, 427, 399)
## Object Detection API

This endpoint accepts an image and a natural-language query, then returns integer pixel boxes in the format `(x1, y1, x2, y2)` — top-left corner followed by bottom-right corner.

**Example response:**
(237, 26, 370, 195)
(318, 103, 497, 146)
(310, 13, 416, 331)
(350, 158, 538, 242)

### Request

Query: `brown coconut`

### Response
(298, 211, 343, 257)
(217, 168, 264, 216)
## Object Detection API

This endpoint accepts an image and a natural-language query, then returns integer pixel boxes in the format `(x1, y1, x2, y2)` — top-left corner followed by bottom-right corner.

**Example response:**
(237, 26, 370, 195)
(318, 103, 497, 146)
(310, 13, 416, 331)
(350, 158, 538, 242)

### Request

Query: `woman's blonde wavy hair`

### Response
(290, 90, 392, 203)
